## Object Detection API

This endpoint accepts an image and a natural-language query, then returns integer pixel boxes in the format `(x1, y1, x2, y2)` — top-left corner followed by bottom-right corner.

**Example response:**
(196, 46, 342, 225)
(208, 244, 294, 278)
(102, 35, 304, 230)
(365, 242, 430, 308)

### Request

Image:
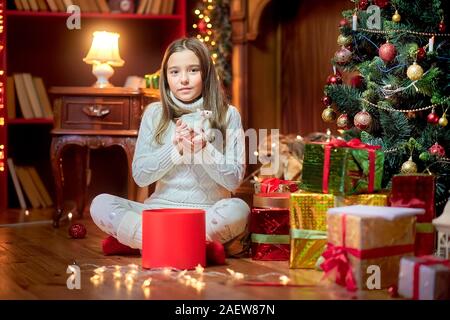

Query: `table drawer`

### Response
(61, 96, 130, 130)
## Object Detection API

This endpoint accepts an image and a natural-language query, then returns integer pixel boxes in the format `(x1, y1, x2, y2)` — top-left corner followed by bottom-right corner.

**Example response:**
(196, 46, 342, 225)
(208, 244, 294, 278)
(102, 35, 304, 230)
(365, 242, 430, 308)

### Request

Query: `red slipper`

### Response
(206, 241, 226, 266)
(102, 236, 141, 256)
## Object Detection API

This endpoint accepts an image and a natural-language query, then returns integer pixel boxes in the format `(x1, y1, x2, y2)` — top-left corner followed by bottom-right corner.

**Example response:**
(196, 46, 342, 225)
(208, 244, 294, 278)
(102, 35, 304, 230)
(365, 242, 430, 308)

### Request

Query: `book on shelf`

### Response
(96, 0, 110, 13)
(33, 77, 54, 118)
(14, 0, 24, 10)
(15, 166, 41, 209)
(46, 0, 59, 12)
(13, 74, 34, 119)
(136, 0, 148, 14)
(28, 0, 40, 11)
(150, 0, 162, 15)
(36, 0, 49, 11)
(27, 167, 53, 207)
(20, 0, 31, 11)
(7, 158, 27, 210)
(54, 0, 66, 12)
(6, 77, 16, 120)
(22, 73, 44, 118)
(11, 73, 53, 119)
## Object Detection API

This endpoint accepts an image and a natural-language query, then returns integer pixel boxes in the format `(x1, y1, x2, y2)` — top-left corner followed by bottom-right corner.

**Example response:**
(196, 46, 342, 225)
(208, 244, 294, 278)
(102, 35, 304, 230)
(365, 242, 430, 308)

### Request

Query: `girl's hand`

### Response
(174, 119, 193, 155)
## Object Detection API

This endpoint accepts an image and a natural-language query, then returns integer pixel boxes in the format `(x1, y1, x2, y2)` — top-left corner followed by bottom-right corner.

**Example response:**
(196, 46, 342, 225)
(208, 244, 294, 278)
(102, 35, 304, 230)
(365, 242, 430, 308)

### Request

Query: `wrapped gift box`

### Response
(250, 235, 291, 261)
(391, 174, 436, 256)
(289, 192, 388, 268)
(322, 205, 424, 290)
(300, 139, 384, 196)
(253, 193, 291, 209)
(249, 208, 290, 261)
(398, 256, 450, 300)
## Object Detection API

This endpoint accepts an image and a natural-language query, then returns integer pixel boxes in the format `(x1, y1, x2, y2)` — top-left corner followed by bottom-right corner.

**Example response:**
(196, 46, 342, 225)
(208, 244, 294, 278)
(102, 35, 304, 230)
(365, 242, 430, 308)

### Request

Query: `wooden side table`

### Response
(49, 87, 158, 227)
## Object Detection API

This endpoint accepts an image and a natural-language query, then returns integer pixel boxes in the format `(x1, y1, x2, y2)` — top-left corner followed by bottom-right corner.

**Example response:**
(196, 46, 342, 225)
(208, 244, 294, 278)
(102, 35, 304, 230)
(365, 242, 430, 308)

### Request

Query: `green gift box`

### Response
(300, 138, 384, 196)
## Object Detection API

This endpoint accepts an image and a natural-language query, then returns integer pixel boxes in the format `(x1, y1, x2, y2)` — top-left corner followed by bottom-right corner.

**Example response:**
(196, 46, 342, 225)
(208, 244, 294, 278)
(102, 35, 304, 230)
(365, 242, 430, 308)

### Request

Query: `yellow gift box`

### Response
(289, 192, 388, 269)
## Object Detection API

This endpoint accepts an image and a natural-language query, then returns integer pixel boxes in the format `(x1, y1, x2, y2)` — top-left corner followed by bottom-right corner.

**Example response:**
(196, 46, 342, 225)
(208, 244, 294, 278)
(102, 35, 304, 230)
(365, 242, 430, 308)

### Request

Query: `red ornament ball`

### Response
(354, 111, 372, 130)
(388, 284, 399, 298)
(416, 47, 426, 61)
(439, 21, 446, 33)
(358, 0, 369, 10)
(339, 18, 349, 27)
(69, 223, 87, 239)
(374, 0, 390, 8)
(322, 96, 332, 106)
(350, 75, 364, 88)
(427, 111, 440, 124)
(197, 19, 207, 33)
(428, 143, 446, 158)
(379, 42, 397, 63)
(326, 74, 343, 85)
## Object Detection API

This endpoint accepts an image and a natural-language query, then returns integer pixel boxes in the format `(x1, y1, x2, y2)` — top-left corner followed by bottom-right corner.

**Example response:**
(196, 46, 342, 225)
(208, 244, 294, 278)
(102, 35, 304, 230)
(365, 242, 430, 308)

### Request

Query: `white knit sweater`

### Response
(132, 96, 246, 209)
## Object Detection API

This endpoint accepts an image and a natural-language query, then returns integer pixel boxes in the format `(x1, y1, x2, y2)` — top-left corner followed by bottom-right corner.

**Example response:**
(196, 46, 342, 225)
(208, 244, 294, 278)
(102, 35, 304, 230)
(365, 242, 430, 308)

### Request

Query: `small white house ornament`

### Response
(433, 198, 450, 258)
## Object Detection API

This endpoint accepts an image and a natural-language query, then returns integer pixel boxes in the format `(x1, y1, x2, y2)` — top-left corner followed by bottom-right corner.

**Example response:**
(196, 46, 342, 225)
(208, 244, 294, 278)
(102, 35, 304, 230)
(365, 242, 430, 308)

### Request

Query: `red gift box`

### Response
(249, 208, 290, 261)
(251, 242, 290, 261)
(249, 208, 290, 234)
(390, 174, 436, 256)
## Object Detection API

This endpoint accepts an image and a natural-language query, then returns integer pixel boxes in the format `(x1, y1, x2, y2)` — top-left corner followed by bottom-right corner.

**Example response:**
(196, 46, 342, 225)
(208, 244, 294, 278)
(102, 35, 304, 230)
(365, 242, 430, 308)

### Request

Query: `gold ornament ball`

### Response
(322, 107, 337, 123)
(392, 10, 401, 22)
(439, 114, 448, 127)
(400, 158, 418, 174)
(407, 62, 424, 81)
(337, 34, 352, 46)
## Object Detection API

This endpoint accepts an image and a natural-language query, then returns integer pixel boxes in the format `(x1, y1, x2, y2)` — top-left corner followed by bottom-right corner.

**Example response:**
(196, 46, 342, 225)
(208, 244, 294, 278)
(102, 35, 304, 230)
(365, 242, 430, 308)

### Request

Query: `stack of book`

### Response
(7, 158, 53, 209)
(12, 0, 176, 14)
(7, 73, 53, 120)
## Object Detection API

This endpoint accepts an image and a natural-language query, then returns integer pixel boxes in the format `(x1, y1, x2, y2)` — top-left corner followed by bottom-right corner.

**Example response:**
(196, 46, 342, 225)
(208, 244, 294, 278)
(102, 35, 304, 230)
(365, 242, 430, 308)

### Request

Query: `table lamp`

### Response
(83, 31, 125, 88)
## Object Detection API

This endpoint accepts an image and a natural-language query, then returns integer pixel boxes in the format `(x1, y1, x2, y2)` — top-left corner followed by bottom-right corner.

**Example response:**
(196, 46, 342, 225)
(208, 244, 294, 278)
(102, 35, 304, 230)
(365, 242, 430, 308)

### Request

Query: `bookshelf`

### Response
(0, 0, 188, 211)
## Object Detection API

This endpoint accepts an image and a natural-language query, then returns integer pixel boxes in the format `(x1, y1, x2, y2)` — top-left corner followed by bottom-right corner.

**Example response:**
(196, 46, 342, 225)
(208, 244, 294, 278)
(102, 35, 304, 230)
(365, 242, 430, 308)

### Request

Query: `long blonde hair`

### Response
(154, 37, 229, 144)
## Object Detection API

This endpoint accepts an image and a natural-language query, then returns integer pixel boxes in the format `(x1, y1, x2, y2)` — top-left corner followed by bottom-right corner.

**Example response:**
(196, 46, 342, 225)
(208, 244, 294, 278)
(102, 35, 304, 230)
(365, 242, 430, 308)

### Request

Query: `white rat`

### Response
(178, 109, 214, 143)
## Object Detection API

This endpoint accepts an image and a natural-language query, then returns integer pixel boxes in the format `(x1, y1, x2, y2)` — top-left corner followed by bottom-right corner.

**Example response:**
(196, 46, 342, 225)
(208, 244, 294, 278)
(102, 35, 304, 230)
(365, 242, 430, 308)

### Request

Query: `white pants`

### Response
(90, 194, 250, 249)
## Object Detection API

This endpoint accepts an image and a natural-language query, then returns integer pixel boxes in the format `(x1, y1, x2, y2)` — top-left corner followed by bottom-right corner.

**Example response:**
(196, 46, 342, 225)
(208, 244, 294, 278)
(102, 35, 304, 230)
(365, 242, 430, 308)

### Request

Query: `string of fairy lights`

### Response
(0, 2, 5, 178)
(79, 263, 295, 296)
(192, 0, 219, 63)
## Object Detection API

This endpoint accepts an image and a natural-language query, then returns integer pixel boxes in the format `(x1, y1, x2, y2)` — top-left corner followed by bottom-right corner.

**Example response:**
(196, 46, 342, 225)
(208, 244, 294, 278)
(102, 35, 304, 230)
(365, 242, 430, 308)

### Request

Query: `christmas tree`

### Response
(323, 0, 450, 214)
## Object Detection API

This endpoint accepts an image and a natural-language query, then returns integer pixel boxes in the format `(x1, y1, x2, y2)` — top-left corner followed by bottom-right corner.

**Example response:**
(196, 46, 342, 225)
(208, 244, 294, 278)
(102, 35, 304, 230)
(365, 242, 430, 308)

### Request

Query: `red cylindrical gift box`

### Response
(142, 208, 206, 270)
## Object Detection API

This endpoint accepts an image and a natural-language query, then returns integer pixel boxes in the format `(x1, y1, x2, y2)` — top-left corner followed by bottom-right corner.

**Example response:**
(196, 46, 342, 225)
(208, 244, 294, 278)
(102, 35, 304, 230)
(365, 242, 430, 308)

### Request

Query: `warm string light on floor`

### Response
(81, 263, 293, 293)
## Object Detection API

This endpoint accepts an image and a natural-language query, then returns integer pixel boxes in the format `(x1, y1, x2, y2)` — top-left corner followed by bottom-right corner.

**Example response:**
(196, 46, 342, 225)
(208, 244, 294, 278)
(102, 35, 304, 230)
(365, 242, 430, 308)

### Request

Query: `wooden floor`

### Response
(0, 209, 395, 300)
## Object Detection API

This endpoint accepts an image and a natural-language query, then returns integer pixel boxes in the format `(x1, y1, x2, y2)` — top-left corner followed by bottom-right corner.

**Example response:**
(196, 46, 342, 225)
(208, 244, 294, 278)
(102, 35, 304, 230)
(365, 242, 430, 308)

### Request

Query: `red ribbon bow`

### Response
(322, 138, 380, 193)
(259, 178, 299, 193)
(320, 243, 358, 291)
(413, 256, 450, 299)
